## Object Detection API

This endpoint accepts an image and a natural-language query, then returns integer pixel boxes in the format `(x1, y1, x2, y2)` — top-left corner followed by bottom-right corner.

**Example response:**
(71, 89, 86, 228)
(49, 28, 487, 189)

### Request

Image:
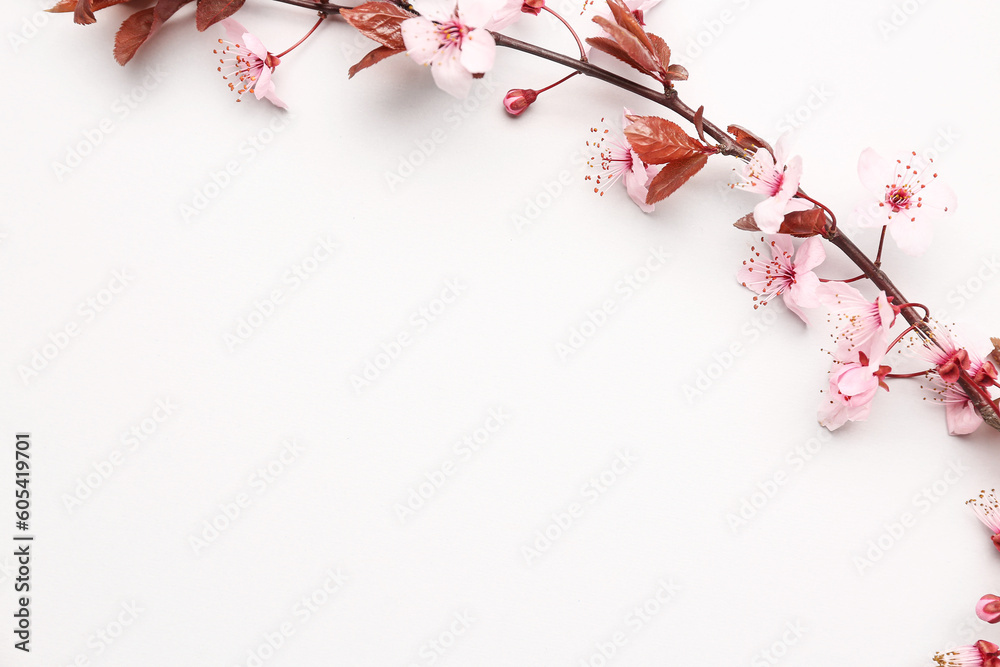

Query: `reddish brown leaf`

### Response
(645, 154, 708, 205)
(624, 115, 715, 164)
(348, 45, 403, 78)
(114, 7, 155, 65)
(195, 0, 245, 31)
(592, 16, 657, 74)
(585, 36, 649, 75)
(693, 105, 705, 143)
(733, 208, 828, 238)
(114, 0, 191, 64)
(605, 0, 654, 54)
(340, 2, 412, 51)
(48, 0, 131, 13)
(74, 0, 96, 24)
(646, 32, 671, 72)
(664, 63, 688, 81)
(727, 124, 773, 158)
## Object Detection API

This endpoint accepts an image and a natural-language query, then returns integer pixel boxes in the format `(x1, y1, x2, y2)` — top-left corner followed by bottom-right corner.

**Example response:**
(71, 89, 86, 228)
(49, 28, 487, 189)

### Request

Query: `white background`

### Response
(3, 0, 1000, 665)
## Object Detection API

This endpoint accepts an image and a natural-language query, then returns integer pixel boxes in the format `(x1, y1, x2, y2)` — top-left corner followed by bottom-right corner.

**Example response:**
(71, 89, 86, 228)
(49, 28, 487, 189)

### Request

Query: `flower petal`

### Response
(787, 269, 821, 310)
(430, 55, 473, 97)
(252, 64, 273, 100)
(458, 27, 495, 73)
(220, 17, 248, 44)
(793, 236, 825, 273)
(888, 214, 933, 256)
(857, 148, 894, 198)
(457, 0, 505, 27)
(946, 398, 984, 436)
(753, 196, 787, 234)
(401, 18, 442, 65)
(409, 0, 453, 21)
(242, 32, 269, 61)
(773, 131, 794, 166)
(624, 157, 654, 213)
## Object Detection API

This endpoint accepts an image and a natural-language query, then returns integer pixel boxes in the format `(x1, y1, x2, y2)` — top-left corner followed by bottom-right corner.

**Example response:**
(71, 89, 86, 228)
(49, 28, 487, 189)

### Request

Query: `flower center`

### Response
(439, 20, 467, 46)
(885, 185, 911, 212)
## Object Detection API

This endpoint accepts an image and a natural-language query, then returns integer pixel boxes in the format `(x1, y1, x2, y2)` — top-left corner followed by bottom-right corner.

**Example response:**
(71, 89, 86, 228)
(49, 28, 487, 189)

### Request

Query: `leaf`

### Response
(605, 0, 653, 54)
(75, 0, 96, 24)
(585, 36, 649, 76)
(592, 16, 657, 74)
(196, 0, 245, 31)
(664, 63, 688, 81)
(340, 2, 412, 51)
(348, 45, 403, 78)
(645, 154, 708, 205)
(990, 338, 1000, 367)
(114, 7, 155, 65)
(646, 32, 671, 72)
(47, 0, 131, 14)
(693, 105, 705, 143)
(733, 208, 828, 238)
(114, 0, 191, 64)
(624, 115, 714, 164)
(727, 124, 773, 158)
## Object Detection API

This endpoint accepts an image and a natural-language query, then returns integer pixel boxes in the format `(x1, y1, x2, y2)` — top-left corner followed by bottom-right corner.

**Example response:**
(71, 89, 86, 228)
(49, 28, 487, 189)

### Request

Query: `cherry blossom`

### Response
(732, 133, 812, 233)
(978, 595, 1000, 624)
(933, 641, 1000, 667)
(817, 282, 896, 356)
(966, 490, 1000, 554)
(737, 235, 825, 324)
(818, 338, 892, 431)
(401, 0, 503, 98)
(585, 109, 660, 212)
(216, 19, 286, 108)
(856, 148, 957, 256)
(917, 328, 997, 435)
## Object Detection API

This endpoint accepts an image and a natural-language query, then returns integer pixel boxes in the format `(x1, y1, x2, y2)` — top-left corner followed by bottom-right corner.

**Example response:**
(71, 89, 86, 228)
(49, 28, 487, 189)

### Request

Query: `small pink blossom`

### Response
(733, 133, 811, 233)
(977, 595, 1000, 624)
(918, 328, 997, 435)
(488, 0, 541, 29)
(816, 282, 896, 356)
(503, 88, 537, 116)
(856, 148, 957, 256)
(586, 108, 660, 212)
(216, 19, 286, 108)
(401, 0, 502, 98)
(934, 641, 1000, 667)
(818, 338, 892, 431)
(966, 490, 1000, 554)
(736, 234, 825, 324)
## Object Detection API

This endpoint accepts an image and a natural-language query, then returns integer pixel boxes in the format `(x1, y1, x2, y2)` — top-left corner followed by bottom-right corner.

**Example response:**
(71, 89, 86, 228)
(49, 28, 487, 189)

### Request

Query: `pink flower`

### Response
(934, 641, 1000, 667)
(401, 0, 502, 98)
(585, 108, 660, 212)
(966, 490, 1000, 554)
(736, 234, 825, 324)
(488, 0, 536, 29)
(818, 338, 892, 431)
(856, 148, 957, 256)
(919, 329, 997, 435)
(977, 595, 1000, 624)
(733, 133, 812, 233)
(216, 19, 286, 108)
(503, 88, 537, 116)
(816, 282, 896, 356)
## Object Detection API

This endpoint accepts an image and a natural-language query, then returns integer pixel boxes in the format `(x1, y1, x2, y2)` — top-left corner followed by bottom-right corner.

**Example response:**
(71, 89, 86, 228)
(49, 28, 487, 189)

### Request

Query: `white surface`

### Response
(3, 0, 1000, 665)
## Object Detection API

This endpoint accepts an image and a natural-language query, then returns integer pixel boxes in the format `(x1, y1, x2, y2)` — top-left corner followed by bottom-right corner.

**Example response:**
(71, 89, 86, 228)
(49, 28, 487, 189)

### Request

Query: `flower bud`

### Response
(503, 89, 538, 116)
(521, 0, 545, 14)
(977, 595, 1000, 624)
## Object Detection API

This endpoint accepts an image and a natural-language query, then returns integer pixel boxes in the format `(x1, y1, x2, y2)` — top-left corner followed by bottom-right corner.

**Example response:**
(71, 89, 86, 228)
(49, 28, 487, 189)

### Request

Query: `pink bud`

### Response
(979, 595, 1000, 624)
(503, 89, 538, 116)
(521, 0, 544, 14)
